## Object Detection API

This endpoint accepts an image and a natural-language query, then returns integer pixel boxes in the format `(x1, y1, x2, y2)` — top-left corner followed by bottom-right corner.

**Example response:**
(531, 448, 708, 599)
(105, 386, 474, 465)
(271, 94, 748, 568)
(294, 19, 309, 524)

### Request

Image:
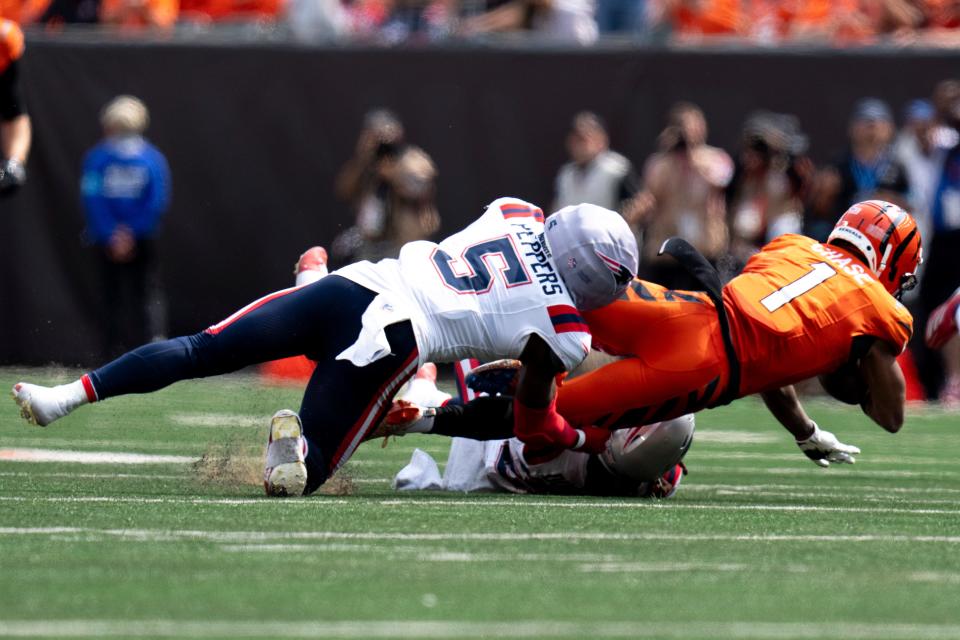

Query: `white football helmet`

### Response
(544, 203, 638, 311)
(599, 414, 695, 482)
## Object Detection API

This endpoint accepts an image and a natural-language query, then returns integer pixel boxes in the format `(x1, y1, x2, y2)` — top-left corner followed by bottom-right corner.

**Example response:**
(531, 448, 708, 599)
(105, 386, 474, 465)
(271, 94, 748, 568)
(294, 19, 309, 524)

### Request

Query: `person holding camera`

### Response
(0, 19, 30, 198)
(630, 101, 733, 289)
(333, 109, 439, 263)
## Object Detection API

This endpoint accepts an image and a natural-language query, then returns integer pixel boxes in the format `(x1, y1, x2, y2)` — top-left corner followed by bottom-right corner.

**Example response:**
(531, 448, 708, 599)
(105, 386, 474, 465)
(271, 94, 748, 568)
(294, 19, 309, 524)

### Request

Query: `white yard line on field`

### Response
(165, 413, 266, 428)
(2, 620, 960, 639)
(0, 439, 200, 452)
(693, 466, 960, 479)
(687, 452, 951, 466)
(707, 489, 960, 505)
(0, 496, 350, 506)
(685, 431, 779, 444)
(0, 448, 195, 465)
(375, 498, 960, 516)
(907, 572, 960, 584)
(0, 494, 957, 515)
(682, 483, 960, 495)
(579, 561, 750, 573)
(0, 470, 186, 481)
(2, 527, 960, 545)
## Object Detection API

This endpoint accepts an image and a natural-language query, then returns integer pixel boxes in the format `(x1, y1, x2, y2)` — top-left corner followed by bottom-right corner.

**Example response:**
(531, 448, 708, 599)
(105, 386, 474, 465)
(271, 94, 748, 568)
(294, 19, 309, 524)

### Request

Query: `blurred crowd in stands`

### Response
(0, 0, 956, 46)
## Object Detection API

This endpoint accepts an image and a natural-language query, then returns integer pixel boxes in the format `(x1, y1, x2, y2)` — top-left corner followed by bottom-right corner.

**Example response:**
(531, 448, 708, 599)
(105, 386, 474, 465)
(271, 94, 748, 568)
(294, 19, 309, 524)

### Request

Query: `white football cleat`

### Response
(264, 409, 308, 497)
(11, 382, 70, 427)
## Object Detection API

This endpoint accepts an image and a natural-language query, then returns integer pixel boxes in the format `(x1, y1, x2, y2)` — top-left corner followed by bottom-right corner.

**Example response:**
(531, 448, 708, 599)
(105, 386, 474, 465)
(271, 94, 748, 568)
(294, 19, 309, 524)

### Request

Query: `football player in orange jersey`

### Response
(387, 200, 922, 468)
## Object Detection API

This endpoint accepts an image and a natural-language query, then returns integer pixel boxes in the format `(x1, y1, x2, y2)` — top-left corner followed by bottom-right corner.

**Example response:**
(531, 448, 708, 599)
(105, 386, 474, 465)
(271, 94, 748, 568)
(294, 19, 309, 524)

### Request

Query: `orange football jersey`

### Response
(726, 234, 912, 396)
(557, 233, 912, 430)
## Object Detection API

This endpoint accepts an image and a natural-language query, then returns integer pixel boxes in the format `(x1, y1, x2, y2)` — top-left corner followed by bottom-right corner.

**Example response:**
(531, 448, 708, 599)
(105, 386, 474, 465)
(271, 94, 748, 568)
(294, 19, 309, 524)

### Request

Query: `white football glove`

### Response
(795, 422, 860, 468)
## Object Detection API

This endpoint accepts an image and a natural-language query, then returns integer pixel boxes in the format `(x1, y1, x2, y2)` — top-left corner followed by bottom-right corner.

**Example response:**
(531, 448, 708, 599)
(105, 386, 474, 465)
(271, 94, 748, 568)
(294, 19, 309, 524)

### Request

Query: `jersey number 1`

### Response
(432, 236, 531, 294)
(760, 262, 837, 312)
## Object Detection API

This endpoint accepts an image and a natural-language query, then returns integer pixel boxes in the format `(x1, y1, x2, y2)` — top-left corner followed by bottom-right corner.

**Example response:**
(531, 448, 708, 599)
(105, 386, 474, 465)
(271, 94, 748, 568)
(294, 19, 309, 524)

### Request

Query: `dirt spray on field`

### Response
(192, 435, 262, 491)
(192, 434, 355, 496)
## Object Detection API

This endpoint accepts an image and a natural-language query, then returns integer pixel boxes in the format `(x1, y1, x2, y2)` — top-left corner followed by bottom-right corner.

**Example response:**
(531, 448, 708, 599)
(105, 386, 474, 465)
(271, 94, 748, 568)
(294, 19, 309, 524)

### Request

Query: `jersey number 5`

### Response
(432, 236, 531, 294)
(761, 262, 837, 312)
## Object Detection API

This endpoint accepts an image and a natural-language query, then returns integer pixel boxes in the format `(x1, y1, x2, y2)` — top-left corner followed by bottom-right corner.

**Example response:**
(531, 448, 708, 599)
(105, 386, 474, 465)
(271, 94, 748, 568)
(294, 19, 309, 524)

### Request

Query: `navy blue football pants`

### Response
(87, 275, 420, 494)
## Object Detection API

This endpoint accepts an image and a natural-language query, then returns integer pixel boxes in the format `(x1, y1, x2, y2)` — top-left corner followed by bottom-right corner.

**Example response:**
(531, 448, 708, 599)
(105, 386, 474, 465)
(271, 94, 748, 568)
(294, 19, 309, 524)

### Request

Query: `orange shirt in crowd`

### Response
(179, 0, 280, 22)
(555, 234, 911, 430)
(99, 0, 179, 28)
(0, 0, 49, 24)
(672, 0, 743, 35)
(0, 18, 24, 73)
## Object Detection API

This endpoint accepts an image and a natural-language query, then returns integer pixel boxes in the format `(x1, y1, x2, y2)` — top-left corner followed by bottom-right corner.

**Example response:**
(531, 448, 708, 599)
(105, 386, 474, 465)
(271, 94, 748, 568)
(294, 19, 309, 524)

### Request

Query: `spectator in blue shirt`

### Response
(81, 95, 171, 358)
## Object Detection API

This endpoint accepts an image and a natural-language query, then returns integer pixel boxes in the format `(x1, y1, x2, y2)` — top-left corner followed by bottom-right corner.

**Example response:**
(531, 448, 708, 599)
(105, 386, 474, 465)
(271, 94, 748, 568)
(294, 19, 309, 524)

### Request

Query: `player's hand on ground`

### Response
(795, 422, 860, 467)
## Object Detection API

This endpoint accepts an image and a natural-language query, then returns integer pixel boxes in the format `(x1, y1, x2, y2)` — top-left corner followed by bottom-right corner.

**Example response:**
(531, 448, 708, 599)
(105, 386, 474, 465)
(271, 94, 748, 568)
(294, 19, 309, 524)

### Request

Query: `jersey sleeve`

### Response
(544, 304, 592, 371)
(484, 196, 546, 225)
(861, 293, 914, 354)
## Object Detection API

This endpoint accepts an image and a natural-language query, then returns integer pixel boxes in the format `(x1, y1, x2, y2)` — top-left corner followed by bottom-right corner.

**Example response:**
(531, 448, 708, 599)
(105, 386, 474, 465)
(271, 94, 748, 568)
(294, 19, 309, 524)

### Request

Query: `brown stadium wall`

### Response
(1, 40, 957, 365)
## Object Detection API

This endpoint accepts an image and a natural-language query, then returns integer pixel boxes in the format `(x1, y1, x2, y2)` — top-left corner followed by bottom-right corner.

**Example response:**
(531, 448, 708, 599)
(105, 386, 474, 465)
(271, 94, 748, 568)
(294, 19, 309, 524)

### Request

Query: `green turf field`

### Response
(1, 367, 958, 639)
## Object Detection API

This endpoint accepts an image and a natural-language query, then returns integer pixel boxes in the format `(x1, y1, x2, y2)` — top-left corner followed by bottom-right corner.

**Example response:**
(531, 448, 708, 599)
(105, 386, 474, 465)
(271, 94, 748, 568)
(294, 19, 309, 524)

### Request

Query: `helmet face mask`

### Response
(826, 200, 923, 297)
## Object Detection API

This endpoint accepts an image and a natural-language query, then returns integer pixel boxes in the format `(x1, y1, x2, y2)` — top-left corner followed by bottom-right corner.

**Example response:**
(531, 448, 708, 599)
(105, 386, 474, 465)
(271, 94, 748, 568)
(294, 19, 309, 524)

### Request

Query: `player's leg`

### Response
(12, 275, 372, 426)
(284, 320, 420, 495)
(556, 351, 725, 429)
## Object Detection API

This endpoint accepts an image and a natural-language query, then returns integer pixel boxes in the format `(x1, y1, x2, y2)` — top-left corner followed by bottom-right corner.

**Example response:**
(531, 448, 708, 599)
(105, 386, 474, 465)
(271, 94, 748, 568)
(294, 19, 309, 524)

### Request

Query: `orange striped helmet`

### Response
(827, 200, 923, 298)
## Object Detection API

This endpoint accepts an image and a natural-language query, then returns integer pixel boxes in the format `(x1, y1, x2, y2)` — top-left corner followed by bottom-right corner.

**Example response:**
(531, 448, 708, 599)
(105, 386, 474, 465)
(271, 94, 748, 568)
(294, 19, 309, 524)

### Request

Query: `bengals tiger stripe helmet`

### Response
(826, 200, 923, 298)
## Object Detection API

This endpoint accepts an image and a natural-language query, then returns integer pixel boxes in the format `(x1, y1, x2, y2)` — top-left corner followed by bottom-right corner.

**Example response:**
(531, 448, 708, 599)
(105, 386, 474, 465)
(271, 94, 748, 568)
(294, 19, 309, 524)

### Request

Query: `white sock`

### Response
(405, 411, 435, 434)
(58, 379, 92, 413)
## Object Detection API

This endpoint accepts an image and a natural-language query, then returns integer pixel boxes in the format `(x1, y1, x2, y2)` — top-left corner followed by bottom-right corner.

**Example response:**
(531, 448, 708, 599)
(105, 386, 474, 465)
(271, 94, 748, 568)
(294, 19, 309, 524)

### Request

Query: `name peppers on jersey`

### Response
(334, 197, 592, 372)
(513, 223, 565, 297)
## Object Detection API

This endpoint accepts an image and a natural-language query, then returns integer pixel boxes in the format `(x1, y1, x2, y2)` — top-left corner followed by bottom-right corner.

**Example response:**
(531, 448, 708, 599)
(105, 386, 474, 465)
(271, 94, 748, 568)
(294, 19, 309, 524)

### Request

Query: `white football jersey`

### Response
(335, 197, 592, 371)
(480, 438, 589, 494)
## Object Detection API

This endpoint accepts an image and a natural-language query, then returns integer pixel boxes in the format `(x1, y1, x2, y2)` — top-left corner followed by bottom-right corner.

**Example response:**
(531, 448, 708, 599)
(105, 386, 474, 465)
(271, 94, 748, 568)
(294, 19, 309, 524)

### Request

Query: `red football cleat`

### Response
(926, 288, 960, 350)
(367, 399, 435, 443)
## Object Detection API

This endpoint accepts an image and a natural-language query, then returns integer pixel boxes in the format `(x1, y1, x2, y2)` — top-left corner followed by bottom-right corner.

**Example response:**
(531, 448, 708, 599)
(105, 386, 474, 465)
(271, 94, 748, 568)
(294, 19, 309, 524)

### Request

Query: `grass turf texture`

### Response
(1, 367, 958, 639)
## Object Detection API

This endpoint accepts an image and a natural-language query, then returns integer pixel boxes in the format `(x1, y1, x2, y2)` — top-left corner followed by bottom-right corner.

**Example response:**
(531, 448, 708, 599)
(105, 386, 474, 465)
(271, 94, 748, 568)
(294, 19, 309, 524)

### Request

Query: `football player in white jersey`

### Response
(393, 416, 694, 499)
(13, 197, 638, 497)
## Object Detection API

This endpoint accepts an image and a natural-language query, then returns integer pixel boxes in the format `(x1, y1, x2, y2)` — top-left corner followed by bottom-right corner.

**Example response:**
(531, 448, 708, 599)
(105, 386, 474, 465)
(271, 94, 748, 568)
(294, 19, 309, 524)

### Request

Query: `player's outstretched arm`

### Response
(513, 335, 607, 454)
(859, 341, 906, 433)
(760, 385, 860, 468)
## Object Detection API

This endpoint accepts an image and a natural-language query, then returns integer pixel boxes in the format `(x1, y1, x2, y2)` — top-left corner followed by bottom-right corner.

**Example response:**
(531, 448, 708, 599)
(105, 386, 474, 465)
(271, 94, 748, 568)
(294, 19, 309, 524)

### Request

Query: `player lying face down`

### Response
(393, 415, 695, 499)
(13, 198, 638, 497)
(383, 200, 923, 469)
